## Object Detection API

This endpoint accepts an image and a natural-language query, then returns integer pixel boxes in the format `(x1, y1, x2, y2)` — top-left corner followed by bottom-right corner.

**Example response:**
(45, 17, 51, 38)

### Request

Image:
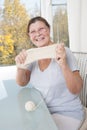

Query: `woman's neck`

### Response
(38, 58, 51, 71)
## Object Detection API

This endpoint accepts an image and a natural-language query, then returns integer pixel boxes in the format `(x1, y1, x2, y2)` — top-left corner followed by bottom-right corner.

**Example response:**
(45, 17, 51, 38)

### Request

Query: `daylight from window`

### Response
(0, 0, 68, 66)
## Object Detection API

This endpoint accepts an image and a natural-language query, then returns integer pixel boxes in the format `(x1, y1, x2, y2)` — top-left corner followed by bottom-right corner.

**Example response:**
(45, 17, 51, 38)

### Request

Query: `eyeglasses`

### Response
(29, 27, 47, 36)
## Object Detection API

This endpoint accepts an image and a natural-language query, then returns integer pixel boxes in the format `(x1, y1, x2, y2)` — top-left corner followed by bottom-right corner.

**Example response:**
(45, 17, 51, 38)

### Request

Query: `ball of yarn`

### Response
(25, 101, 36, 112)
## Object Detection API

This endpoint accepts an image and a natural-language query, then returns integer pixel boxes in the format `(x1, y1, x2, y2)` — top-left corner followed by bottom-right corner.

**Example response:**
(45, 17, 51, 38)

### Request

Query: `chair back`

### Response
(73, 52, 87, 107)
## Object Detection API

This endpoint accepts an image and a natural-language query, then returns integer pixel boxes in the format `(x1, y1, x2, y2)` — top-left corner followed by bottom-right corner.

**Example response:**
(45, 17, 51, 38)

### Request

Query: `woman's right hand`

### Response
(15, 50, 31, 86)
(15, 49, 27, 65)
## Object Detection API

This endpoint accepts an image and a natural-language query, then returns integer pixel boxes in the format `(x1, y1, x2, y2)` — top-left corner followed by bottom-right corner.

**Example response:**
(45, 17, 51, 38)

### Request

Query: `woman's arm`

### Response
(16, 68, 31, 86)
(15, 49, 31, 86)
(56, 43, 83, 94)
(61, 66, 83, 94)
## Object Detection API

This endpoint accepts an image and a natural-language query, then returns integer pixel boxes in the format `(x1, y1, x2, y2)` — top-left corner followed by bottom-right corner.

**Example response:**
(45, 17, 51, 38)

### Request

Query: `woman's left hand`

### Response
(56, 43, 67, 68)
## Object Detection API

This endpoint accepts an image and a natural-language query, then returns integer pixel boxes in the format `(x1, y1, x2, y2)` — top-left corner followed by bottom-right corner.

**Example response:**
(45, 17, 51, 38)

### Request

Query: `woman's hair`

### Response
(27, 16, 50, 33)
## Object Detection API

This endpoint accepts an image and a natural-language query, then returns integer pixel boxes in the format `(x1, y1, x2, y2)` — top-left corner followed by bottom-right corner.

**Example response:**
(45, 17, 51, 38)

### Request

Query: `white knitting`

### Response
(17, 44, 57, 69)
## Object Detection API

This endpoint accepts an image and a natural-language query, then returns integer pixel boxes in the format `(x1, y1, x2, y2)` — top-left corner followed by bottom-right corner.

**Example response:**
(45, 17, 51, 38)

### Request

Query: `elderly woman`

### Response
(15, 16, 85, 130)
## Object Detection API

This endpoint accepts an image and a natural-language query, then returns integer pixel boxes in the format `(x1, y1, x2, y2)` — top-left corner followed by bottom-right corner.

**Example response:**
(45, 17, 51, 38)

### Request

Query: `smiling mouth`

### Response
(36, 37, 45, 41)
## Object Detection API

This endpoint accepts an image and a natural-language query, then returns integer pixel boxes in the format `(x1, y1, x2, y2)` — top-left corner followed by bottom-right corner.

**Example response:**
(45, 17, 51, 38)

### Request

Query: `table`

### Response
(0, 79, 58, 130)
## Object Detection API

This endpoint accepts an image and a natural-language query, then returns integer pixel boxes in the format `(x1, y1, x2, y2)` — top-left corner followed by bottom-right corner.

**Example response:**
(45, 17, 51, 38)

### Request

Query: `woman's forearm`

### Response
(61, 65, 83, 94)
(16, 68, 30, 86)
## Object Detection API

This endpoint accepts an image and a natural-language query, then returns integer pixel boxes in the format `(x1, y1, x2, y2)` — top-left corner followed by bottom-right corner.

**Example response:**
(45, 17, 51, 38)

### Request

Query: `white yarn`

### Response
(25, 99, 43, 112)
(25, 101, 36, 111)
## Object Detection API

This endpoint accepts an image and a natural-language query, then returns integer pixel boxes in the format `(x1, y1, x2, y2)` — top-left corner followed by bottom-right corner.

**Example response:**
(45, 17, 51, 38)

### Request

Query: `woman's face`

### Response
(28, 21, 50, 47)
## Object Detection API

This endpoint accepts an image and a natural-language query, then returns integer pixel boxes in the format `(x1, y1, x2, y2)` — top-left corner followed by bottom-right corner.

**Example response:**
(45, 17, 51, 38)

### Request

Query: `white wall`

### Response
(0, 66, 16, 80)
(67, 0, 87, 52)
(80, 0, 87, 52)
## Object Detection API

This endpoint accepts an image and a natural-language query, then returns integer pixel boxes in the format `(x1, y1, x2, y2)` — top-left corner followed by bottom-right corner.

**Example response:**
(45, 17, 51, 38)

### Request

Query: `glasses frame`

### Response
(29, 27, 48, 36)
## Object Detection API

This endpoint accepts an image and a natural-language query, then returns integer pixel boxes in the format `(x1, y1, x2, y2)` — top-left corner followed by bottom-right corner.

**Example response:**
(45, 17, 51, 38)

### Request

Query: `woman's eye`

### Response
(30, 31, 35, 34)
(39, 27, 46, 33)
(39, 28, 44, 31)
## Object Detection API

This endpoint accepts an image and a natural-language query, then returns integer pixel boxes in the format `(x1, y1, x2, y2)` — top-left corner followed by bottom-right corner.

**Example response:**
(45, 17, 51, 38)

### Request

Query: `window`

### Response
(0, 0, 69, 66)
(0, 0, 41, 66)
(52, 0, 69, 46)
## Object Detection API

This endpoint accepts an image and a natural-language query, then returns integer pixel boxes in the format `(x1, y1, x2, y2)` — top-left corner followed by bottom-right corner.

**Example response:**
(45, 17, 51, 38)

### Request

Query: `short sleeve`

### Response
(65, 47, 79, 71)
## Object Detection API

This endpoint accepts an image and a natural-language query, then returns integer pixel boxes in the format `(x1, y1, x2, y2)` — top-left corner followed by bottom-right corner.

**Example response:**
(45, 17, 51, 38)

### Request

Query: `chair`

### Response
(73, 52, 87, 130)
(79, 107, 87, 130)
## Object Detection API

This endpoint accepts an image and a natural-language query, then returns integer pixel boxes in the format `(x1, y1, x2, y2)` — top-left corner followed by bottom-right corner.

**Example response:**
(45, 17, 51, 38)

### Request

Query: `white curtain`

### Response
(80, 0, 87, 52)
(67, 0, 87, 52)
(40, 0, 53, 38)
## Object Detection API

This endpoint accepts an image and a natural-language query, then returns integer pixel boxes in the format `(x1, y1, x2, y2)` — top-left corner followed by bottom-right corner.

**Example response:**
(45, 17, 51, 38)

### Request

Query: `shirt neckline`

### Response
(37, 59, 53, 72)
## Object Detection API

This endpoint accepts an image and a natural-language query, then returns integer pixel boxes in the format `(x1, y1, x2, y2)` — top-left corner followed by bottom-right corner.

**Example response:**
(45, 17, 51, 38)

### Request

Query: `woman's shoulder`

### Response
(65, 46, 72, 53)
(65, 47, 75, 58)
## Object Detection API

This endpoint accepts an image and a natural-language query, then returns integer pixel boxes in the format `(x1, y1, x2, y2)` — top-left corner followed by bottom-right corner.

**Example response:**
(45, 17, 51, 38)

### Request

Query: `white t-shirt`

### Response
(28, 47, 84, 121)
